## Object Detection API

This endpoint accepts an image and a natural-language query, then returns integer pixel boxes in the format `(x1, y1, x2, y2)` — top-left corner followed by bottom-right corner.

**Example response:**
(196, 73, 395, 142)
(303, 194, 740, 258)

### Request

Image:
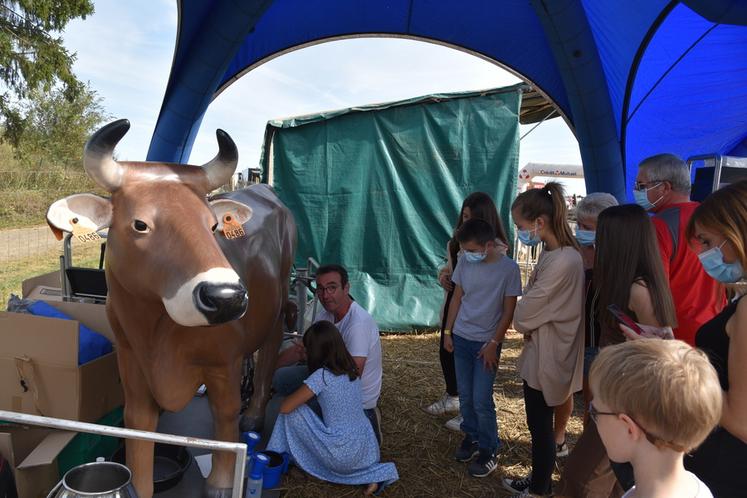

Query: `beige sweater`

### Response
(515, 246, 585, 406)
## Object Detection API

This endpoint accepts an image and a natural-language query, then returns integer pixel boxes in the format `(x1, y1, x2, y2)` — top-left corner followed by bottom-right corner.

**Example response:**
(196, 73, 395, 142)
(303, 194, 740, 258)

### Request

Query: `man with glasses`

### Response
(273, 264, 384, 442)
(633, 153, 723, 346)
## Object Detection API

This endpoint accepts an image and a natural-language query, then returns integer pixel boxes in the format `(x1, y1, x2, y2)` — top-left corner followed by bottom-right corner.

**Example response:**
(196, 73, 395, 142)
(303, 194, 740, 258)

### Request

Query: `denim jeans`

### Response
(272, 365, 309, 396)
(453, 334, 502, 454)
(272, 365, 322, 416)
(364, 407, 382, 445)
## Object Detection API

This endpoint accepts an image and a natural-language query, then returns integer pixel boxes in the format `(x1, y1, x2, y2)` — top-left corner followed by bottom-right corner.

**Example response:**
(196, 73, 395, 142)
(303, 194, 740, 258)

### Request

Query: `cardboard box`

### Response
(0, 291, 122, 423)
(0, 424, 75, 498)
(21, 271, 62, 298)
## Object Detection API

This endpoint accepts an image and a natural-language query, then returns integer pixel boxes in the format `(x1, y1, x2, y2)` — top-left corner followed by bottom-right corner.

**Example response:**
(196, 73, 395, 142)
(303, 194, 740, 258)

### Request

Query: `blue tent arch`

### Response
(147, 0, 747, 201)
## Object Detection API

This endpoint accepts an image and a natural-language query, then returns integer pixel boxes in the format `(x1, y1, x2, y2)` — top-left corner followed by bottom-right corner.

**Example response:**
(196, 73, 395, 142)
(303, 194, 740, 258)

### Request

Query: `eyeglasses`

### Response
(633, 181, 662, 191)
(315, 284, 340, 296)
(588, 402, 616, 424)
(588, 402, 686, 452)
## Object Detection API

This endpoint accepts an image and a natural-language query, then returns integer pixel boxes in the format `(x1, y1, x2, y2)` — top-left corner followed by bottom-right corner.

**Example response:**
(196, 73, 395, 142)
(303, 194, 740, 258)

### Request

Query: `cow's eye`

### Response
(133, 220, 150, 233)
(211, 223, 218, 232)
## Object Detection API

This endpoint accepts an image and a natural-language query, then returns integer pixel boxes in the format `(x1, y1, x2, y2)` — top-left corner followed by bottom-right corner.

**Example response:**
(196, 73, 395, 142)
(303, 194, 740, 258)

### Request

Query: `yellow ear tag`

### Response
(70, 217, 101, 243)
(222, 213, 245, 240)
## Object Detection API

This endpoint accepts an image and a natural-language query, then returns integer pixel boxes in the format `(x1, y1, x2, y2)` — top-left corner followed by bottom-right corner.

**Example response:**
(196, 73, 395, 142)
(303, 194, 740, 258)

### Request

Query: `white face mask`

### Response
(464, 251, 487, 263)
(633, 182, 663, 211)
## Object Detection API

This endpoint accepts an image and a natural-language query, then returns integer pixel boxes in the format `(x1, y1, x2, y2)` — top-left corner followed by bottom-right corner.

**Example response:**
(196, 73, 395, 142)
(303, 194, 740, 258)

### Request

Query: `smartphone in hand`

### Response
(607, 304, 645, 335)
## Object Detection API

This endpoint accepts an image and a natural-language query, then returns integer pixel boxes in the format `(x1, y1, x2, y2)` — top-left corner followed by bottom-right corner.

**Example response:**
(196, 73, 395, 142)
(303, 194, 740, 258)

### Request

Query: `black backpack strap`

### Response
(655, 206, 680, 262)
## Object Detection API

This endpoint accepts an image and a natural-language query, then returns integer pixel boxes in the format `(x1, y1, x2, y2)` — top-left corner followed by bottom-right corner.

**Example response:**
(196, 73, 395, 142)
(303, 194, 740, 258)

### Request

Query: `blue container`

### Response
(260, 451, 288, 489)
(241, 431, 261, 475)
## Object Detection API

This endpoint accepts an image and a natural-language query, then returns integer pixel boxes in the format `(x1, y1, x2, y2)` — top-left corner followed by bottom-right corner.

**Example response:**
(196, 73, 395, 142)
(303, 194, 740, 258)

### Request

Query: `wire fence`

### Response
(0, 169, 86, 307)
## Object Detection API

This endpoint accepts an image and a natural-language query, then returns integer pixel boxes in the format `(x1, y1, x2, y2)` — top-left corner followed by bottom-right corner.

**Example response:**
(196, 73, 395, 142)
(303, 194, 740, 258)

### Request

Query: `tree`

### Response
(0, 0, 95, 143)
(12, 83, 109, 169)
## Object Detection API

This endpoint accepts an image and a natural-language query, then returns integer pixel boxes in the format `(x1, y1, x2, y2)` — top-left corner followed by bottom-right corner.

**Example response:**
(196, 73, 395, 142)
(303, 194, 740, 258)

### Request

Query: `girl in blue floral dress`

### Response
(267, 320, 398, 495)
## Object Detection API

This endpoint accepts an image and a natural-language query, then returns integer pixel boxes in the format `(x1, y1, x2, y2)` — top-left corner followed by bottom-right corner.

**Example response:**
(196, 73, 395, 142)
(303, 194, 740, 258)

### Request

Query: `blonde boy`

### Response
(589, 339, 721, 498)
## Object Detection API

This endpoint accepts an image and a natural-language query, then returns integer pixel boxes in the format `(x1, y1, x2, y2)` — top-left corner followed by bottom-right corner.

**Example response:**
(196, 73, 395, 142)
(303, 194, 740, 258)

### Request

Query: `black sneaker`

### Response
(468, 448, 498, 477)
(556, 440, 569, 457)
(503, 474, 532, 493)
(454, 436, 479, 462)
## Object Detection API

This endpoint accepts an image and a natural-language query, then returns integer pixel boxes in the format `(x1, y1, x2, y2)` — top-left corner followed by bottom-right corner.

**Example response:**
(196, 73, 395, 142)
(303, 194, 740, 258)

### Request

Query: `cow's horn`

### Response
(83, 119, 129, 192)
(203, 129, 238, 190)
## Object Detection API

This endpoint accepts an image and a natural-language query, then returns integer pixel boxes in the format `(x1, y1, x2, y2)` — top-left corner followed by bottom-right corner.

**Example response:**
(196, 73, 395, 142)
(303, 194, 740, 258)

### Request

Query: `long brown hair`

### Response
(303, 320, 358, 381)
(511, 182, 578, 249)
(595, 204, 677, 331)
(686, 180, 747, 273)
(448, 192, 509, 264)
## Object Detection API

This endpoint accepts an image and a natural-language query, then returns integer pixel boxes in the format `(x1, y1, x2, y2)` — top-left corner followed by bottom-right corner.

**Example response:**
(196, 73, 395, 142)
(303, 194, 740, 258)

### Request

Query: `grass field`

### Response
(0, 240, 102, 307)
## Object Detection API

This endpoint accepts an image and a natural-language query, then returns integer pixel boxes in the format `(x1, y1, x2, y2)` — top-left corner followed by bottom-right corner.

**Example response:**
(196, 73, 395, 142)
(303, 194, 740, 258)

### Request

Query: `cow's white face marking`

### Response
(162, 267, 241, 326)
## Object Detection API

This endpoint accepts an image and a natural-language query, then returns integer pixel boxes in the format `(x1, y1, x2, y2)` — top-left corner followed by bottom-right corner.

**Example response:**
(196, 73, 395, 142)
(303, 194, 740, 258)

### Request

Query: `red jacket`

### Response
(652, 202, 725, 345)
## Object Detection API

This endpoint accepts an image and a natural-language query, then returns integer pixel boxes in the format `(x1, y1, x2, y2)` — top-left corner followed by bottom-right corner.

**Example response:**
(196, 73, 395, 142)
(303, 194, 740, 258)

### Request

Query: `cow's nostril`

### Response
(198, 285, 219, 311)
(193, 282, 248, 324)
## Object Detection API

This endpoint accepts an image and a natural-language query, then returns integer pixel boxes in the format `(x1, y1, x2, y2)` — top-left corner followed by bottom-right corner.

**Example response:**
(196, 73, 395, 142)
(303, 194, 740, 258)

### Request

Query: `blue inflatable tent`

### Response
(147, 0, 747, 201)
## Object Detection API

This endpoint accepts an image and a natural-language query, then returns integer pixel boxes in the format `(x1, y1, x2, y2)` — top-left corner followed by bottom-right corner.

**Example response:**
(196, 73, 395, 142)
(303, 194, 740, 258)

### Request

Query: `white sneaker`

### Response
(423, 393, 460, 415)
(445, 414, 463, 432)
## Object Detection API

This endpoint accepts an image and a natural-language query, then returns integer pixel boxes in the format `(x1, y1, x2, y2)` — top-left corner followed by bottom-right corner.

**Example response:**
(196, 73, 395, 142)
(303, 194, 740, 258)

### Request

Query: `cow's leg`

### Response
(240, 309, 283, 432)
(204, 361, 242, 497)
(118, 343, 159, 498)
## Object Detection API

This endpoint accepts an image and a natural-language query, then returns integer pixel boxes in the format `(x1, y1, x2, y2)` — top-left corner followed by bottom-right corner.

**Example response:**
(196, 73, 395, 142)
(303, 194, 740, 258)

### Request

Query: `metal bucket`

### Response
(47, 461, 138, 498)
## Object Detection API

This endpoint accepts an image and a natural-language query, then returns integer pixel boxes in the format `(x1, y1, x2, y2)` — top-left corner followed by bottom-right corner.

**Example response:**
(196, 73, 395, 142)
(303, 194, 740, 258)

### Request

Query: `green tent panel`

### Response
(262, 84, 522, 330)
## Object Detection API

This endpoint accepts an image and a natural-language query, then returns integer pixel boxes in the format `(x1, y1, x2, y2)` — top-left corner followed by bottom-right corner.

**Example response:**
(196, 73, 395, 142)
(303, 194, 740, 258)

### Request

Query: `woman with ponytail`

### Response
(502, 183, 585, 498)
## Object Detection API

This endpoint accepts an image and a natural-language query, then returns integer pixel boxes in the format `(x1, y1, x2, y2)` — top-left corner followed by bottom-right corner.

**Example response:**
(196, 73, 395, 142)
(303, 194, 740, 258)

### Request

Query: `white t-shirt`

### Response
(315, 301, 382, 409)
(621, 472, 713, 498)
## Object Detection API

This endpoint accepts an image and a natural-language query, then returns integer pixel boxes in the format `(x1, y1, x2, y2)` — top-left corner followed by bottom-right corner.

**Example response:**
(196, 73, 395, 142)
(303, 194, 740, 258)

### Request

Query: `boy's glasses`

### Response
(588, 402, 616, 424)
(588, 402, 686, 452)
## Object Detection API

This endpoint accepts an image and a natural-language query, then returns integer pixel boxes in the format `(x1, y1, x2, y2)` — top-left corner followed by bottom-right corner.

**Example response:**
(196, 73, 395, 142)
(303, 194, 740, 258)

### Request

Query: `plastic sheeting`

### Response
(262, 85, 521, 330)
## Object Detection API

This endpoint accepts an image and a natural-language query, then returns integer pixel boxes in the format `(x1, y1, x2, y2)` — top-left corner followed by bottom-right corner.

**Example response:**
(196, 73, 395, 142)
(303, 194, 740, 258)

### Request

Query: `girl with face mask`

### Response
(502, 182, 585, 498)
(426, 192, 509, 432)
(683, 180, 747, 497)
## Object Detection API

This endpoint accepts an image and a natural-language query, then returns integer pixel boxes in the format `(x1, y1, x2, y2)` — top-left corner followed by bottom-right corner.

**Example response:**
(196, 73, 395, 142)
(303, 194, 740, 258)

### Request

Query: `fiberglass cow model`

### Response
(46, 119, 296, 498)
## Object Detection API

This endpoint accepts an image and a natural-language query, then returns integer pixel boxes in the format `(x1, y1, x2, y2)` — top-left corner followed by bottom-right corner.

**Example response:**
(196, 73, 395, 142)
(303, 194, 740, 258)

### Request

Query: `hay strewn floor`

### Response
(278, 331, 584, 497)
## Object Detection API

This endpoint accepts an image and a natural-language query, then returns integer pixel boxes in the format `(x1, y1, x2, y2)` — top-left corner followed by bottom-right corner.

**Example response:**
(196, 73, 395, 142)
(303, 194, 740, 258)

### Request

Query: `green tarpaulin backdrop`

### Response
(261, 85, 522, 330)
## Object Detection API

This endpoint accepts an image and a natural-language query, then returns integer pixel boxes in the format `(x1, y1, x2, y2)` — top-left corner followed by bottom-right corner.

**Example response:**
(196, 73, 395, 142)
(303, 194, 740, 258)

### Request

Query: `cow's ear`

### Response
(46, 194, 113, 237)
(209, 199, 253, 232)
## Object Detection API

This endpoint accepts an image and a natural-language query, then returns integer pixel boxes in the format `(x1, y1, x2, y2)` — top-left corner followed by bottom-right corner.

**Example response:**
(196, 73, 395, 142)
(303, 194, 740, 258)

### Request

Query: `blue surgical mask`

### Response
(575, 229, 596, 247)
(464, 251, 487, 263)
(633, 182, 662, 211)
(517, 222, 541, 247)
(698, 242, 744, 283)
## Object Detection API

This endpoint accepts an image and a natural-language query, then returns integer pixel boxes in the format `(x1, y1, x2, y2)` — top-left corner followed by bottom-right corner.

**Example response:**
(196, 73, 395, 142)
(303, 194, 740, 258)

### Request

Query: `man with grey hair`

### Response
(633, 153, 724, 346)
(575, 192, 619, 268)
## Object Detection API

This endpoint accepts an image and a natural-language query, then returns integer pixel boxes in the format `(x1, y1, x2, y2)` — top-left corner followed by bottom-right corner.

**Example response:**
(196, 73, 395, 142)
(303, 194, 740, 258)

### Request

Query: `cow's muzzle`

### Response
(193, 282, 248, 324)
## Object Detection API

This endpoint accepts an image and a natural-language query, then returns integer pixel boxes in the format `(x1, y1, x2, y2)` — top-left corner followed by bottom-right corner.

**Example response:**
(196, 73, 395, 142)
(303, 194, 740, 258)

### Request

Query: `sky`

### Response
(61, 0, 585, 194)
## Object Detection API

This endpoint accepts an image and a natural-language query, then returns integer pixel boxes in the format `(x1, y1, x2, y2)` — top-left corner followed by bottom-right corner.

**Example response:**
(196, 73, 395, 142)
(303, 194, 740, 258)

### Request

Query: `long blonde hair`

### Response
(511, 182, 579, 249)
(687, 180, 747, 272)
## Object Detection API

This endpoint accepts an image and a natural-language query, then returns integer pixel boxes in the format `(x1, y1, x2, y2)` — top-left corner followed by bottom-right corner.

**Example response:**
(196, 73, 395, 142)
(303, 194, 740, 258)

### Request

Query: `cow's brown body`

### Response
(47, 120, 295, 497)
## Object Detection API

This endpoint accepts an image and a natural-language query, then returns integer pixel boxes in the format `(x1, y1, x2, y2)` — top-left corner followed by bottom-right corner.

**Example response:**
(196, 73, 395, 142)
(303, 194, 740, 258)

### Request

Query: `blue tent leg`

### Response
(530, 0, 627, 201)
